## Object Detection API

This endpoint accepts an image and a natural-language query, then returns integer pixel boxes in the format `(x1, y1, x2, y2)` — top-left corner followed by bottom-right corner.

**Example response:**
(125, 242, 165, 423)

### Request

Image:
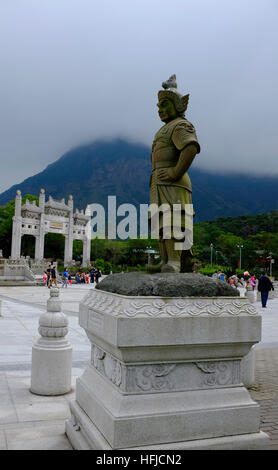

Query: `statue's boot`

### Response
(161, 239, 181, 273)
(158, 240, 168, 271)
(180, 249, 194, 273)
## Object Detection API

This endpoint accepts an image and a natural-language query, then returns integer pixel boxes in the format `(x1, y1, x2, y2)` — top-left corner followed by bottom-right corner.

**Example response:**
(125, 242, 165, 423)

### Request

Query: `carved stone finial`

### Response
(16, 189, 21, 196)
(50, 287, 60, 298)
(40, 188, 45, 194)
(69, 195, 73, 200)
(38, 287, 68, 337)
(39, 310, 68, 338)
(162, 74, 177, 90)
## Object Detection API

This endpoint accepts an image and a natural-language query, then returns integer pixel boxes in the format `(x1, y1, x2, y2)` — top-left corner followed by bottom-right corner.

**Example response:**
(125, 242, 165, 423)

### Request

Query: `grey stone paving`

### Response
(0, 284, 278, 450)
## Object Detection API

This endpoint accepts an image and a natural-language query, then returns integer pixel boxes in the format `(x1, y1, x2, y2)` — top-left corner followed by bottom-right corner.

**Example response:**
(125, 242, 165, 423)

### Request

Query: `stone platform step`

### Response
(0, 280, 37, 286)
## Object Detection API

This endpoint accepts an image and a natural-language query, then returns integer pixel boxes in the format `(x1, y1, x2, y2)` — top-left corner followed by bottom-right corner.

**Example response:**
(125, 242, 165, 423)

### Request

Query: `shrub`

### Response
(199, 264, 233, 277)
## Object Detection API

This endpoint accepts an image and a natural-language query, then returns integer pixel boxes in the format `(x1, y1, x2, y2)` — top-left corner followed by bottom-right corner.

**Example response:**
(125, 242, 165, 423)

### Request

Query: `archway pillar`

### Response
(11, 218, 22, 259)
(35, 232, 45, 262)
(82, 238, 91, 267)
(82, 215, 91, 267)
(11, 190, 22, 259)
(64, 235, 73, 266)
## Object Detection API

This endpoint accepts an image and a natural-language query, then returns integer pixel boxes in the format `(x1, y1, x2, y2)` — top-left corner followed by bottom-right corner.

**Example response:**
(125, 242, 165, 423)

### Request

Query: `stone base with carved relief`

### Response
(65, 279, 269, 450)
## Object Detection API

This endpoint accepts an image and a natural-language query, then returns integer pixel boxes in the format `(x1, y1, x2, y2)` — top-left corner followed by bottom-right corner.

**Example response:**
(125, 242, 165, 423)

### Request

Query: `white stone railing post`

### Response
(246, 284, 256, 303)
(30, 287, 72, 395)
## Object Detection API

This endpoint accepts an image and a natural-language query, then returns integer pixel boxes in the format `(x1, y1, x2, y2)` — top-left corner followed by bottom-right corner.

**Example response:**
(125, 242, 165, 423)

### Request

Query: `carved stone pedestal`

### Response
(66, 285, 269, 450)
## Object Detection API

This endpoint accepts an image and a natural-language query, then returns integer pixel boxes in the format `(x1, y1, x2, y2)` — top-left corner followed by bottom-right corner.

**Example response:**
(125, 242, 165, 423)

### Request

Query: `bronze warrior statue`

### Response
(150, 75, 200, 273)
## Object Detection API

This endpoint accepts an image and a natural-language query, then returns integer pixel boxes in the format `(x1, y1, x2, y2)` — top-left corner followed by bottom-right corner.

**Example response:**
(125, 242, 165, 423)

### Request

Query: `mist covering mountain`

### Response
(1, 139, 278, 222)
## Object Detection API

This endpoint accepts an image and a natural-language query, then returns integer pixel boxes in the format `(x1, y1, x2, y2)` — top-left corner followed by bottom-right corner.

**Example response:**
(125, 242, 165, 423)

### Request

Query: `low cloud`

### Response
(0, 0, 277, 192)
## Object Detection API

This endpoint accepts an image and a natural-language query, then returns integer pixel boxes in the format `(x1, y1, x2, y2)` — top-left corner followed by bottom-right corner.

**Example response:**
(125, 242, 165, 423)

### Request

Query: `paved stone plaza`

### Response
(0, 284, 278, 450)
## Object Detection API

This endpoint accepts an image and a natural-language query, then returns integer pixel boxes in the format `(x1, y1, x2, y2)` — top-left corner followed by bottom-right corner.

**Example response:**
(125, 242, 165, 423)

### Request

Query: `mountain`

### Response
(1, 138, 278, 222)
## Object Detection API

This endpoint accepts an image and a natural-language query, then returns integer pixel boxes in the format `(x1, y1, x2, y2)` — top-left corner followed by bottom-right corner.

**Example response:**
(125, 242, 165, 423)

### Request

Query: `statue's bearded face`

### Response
(157, 98, 178, 123)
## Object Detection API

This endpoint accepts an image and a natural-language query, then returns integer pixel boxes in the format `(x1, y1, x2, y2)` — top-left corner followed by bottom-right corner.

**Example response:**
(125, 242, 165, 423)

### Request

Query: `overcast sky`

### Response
(0, 0, 277, 193)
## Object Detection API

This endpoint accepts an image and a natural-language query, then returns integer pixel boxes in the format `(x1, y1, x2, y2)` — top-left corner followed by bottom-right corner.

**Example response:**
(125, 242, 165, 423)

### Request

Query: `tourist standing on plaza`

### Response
(219, 271, 226, 282)
(49, 265, 57, 288)
(250, 275, 256, 291)
(94, 269, 101, 284)
(46, 264, 52, 287)
(62, 268, 69, 288)
(244, 272, 251, 288)
(90, 266, 95, 283)
(258, 272, 274, 308)
(68, 273, 72, 286)
(43, 271, 48, 285)
(229, 274, 243, 288)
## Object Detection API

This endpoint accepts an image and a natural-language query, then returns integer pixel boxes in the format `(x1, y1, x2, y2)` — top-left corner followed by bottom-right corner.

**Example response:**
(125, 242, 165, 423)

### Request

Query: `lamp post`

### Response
(237, 245, 243, 270)
(267, 254, 274, 277)
(210, 243, 213, 267)
(146, 246, 155, 266)
(147, 246, 151, 266)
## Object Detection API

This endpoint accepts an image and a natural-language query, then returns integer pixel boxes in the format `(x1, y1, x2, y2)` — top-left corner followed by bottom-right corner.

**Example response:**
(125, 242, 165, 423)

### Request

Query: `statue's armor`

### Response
(150, 117, 200, 212)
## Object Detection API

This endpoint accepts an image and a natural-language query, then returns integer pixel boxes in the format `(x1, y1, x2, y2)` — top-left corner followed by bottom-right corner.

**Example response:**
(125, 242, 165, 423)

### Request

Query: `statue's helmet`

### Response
(158, 74, 189, 116)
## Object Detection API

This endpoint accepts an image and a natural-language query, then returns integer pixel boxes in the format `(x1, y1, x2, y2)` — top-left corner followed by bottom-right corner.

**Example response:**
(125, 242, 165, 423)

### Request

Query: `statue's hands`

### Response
(157, 167, 178, 182)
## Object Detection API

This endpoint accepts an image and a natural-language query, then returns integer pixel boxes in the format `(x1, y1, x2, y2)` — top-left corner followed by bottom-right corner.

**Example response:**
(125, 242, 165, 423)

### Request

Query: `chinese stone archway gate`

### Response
(11, 189, 91, 267)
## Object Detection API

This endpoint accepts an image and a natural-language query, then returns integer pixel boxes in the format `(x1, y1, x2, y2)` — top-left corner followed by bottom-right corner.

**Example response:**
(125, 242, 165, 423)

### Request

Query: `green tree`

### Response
(124, 238, 158, 266)
(72, 240, 83, 262)
(91, 238, 107, 260)
(44, 233, 65, 260)
(104, 240, 126, 266)
(215, 233, 245, 269)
